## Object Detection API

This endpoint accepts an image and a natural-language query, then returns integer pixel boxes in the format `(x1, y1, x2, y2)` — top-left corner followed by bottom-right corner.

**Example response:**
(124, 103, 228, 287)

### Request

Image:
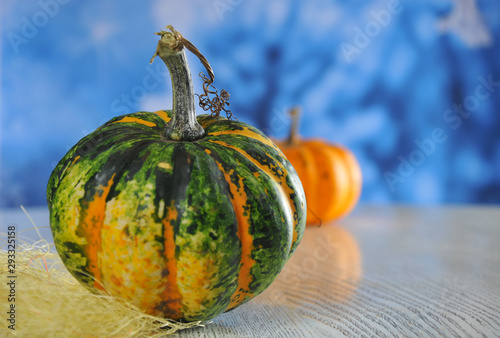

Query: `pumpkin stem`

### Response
(287, 106, 301, 146)
(151, 26, 205, 141)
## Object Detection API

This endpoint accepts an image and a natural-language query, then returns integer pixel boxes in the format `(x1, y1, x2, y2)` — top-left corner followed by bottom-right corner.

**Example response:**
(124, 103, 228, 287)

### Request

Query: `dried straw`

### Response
(1, 208, 208, 337)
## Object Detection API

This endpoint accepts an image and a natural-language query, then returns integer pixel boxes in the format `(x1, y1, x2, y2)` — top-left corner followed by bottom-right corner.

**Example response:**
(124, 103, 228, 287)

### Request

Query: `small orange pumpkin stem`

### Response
(287, 106, 301, 146)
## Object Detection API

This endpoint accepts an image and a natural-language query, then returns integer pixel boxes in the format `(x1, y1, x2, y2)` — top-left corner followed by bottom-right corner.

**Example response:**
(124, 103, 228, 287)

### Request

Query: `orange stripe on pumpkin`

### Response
(207, 127, 281, 152)
(112, 116, 157, 127)
(153, 110, 171, 123)
(205, 149, 256, 309)
(63, 155, 81, 175)
(208, 140, 298, 247)
(198, 115, 225, 128)
(80, 173, 116, 292)
(159, 201, 183, 319)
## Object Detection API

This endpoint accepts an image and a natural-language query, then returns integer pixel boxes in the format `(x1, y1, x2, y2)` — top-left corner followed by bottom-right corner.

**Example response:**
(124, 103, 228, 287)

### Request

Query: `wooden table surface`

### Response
(2, 205, 500, 337)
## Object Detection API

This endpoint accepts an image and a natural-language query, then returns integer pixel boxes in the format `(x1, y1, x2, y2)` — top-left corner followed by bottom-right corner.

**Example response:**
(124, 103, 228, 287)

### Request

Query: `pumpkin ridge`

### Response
(153, 144, 191, 231)
(304, 142, 344, 220)
(97, 143, 177, 319)
(207, 127, 281, 152)
(76, 173, 116, 292)
(215, 159, 256, 309)
(196, 144, 256, 309)
(331, 147, 363, 219)
(89, 141, 157, 201)
(324, 146, 352, 219)
(182, 143, 241, 319)
(198, 141, 297, 308)
(150, 144, 191, 318)
(158, 202, 183, 319)
(150, 143, 243, 320)
(68, 141, 156, 292)
(112, 116, 157, 128)
(205, 139, 300, 250)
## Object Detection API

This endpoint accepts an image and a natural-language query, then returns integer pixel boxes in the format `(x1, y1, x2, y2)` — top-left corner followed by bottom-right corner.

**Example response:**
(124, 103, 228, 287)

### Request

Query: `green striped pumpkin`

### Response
(47, 27, 306, 322)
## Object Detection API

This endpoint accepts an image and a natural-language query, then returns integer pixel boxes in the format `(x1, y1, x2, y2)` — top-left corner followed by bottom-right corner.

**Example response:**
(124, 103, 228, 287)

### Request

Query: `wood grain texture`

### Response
(2, 205, 500, 337)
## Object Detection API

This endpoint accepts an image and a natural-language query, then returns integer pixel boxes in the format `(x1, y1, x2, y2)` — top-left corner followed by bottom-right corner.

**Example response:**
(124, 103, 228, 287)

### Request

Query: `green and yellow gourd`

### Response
(46, 27, 306, 322)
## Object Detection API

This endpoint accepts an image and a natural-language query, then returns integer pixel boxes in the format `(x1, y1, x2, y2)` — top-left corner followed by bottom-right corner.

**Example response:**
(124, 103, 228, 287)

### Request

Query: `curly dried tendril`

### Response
(196, 73, 235, 120)
(153, 25, 235, 120)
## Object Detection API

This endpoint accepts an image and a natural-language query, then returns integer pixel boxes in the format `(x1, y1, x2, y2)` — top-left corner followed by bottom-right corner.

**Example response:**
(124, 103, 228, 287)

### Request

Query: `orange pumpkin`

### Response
(275, 107, 362, 225)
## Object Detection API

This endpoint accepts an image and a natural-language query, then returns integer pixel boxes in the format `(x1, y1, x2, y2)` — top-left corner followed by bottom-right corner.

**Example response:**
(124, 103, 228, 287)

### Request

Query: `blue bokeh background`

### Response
(1, 0, 499, 208)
